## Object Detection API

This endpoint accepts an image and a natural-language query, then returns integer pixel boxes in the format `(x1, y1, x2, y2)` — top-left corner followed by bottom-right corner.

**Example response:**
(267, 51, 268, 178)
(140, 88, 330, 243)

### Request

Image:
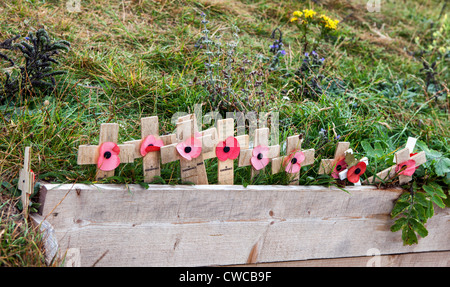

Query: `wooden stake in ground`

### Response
(364, 137, 426, 185)
(160, 115, 216, 185)
(272, 135, 315, 185)
(77, 123, 135, 180)
(124, 116, 175, 183)
(209, 118, 249, 185)
(318, 141, 350, 178)
(238, 127, 280, 179)
(18, 146, 34, 217)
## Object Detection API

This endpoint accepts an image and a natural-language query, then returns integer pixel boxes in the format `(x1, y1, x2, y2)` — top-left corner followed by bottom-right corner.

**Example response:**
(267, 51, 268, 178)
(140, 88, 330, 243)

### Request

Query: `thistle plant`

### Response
(291, 50, 326, 99)
(0, 28, 70, 104)
(268, 28, 286, 71)
(196, 13, 269, 113)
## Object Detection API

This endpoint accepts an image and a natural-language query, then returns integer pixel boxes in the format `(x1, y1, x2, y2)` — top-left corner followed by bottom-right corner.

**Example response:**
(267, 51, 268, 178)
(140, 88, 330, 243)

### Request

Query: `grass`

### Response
(0, 0, 448, 265)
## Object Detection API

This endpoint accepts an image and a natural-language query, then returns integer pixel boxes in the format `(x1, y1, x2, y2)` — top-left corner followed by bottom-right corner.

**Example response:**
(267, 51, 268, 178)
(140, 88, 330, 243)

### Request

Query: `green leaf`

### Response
(435, 157, 450, 177)
(402, 225, 418, 245)
(423, 184, 435, 197)
(410, 218, 428, 238)
(415, 141, 442, 159)
(413, 192, 429, 207)
(391, 217, 407, 232)
(428, 182, 446, 198)
(431, 194, 446, 208)
(426, 200, 434, 218)
(414, 204, 427, 223)
(391, 201, 409, 218)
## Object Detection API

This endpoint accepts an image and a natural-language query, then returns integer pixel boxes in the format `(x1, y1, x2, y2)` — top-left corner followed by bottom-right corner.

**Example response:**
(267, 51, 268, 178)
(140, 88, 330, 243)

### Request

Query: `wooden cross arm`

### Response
(272, 148, 314, 174)
(199, 133, 217, 160)
(364, 151, 426, 184)
(238, 145, 281, 167)
(77, 145, 99, 165)
(160, 143, 179, 164)
(236, 135, 249, 149)
(124, 134, 176, 159)
(318, 142, 350, 175)
(77, 144, 135, 164)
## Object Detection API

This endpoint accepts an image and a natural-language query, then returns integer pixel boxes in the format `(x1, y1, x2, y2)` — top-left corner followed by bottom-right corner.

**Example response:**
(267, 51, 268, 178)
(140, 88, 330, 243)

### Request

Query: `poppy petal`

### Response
(293, 151, 305, 164)
(252, 145, 269, 157)
(97, 142, 121, 171)
(140, 135, 164, 156)
(347, 162, 366, 183)
(285, 161, 301, 174)
(176, 137, 202, 160)
(226, 137, 240, 160)
(332, 158, 347, 179)
(251, 156, 269, 170)
(145, 145, 161, 153)
(215, 140, 228, 161)
(396, 159, 416, 176)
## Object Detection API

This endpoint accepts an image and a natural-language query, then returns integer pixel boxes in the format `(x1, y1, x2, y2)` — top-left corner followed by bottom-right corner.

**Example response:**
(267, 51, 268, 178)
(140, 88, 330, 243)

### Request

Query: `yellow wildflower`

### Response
(293, 10, 303, 17)
(320, 14, 339, 30)
(303, 9, 316, 18)
(290, 17, 298, 22)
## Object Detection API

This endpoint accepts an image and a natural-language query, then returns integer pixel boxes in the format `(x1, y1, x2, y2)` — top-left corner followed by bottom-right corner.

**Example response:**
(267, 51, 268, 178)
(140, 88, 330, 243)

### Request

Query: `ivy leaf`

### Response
(435, 157, 450, 177)
(361, 141, 385, 158)
(415, 141, 450, 177)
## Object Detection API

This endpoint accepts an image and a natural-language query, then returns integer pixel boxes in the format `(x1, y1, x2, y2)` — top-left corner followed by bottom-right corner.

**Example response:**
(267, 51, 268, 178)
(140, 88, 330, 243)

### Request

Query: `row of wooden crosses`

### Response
(76, 114, 426, 186)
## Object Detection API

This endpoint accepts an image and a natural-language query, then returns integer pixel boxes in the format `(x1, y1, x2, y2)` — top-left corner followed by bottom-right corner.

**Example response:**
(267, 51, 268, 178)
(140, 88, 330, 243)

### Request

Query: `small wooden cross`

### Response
(77, 123, 135, 180)
(124, 116, 176, 183)
(318, 141, 350, 177)
(238, 127, 280, 179)
(160, 115, 216, 185)
(18, 146, 34, 217)
(206, 118, 249, 185)
(336, 148, 369, 186)
(364, 137, 426, 185)
(271, 135, 315, 185)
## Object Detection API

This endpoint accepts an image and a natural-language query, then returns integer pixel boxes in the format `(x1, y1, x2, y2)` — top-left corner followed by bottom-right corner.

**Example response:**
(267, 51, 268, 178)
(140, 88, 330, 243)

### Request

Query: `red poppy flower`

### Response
(140, 135, 164, 156)
(251, 145, 270, 170)
(176, 137, 202, 160)
(347, 161, 367, 183)
(331, 158, 347, 179)
(97, 142, 121, 171)
(284, 151, 305, 174)
(396, 159, 416, 176)
(216, 136, 240, 161)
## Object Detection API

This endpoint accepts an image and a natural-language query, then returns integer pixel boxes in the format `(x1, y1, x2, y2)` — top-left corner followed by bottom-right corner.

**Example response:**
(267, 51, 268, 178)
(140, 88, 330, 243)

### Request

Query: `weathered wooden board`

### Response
(232, 251, 450, 267)
(37, 184, 450, 267)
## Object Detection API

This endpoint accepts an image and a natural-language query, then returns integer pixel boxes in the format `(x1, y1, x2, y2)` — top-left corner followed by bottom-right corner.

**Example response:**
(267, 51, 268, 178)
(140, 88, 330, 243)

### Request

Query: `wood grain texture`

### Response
(19, 146, 34, 216)
(38, 184, 450, 267)
(231, 251, 450, 267)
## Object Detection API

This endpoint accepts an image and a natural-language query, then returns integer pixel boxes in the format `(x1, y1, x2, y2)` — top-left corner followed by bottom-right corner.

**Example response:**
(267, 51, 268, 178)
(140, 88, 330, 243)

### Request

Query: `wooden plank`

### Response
(38, 184, 450, 267)
(230, 251, 450, 267)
